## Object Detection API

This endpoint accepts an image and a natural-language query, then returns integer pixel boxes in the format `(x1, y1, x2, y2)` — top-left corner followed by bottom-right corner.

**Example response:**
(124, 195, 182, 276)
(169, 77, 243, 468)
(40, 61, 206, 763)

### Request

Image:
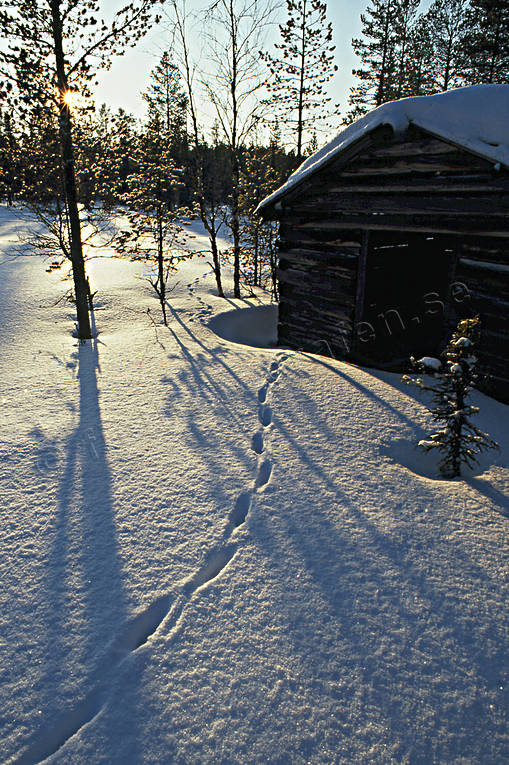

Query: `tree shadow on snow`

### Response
(19, 329, 142, 764)
(252, 374, 508, 763)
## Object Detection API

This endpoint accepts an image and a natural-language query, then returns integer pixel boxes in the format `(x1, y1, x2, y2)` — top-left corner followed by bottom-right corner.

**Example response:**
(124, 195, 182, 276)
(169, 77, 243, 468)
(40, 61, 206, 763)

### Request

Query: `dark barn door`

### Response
(357, 232, 456, 365)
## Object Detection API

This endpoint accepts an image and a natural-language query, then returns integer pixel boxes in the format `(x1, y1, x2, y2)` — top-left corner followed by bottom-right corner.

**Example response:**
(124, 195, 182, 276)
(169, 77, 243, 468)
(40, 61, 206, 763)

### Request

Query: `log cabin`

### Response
(257, 85, 509, 402)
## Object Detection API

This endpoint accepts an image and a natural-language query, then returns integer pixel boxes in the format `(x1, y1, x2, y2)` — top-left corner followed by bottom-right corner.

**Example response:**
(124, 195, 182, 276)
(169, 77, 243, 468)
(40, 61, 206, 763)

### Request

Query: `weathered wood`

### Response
(263, 122, 509, 403)
(352, 231, 369, 355)
(278, 248, 359, 271)
(365, 137, 458, 158)
(293, 216, 509, 238)
(337, 153, 492, 176)
(326, 178, 509, 194)
(286, 194, 509, 217)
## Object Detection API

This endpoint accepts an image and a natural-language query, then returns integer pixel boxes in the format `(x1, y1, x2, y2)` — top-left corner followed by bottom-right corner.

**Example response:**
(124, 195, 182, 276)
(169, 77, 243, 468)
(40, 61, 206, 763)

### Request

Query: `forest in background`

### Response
(0, 0, 507, 333)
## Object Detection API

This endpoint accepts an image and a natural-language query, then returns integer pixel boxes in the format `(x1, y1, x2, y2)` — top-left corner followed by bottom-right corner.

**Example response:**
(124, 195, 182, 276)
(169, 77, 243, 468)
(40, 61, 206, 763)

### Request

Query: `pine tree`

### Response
(261, 0, 338, 162)
(348, 0, 400, 120)
(347, 0, 424, 120)
(143, 51, 188, 165)
(425, 0, 468, 91)
(239, 144, 279, 292)
(404, 317, 498, 479)
(463, 0, 509, 84)
(393, 0, 420, 98)
(115, 114, 192, 325)
(402, 15, 436, 96)
(0, 0, 161, 339)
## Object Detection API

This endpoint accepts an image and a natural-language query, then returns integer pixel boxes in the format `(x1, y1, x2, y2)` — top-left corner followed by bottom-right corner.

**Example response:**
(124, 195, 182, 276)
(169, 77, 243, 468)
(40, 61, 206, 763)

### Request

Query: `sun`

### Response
(61, 90, 80, 111)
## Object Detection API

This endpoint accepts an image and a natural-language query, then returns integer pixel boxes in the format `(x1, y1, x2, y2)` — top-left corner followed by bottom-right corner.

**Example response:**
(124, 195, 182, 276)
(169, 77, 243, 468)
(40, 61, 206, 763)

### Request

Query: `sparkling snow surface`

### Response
(1, 207, 508, 764)
(258, 85, 509, 212)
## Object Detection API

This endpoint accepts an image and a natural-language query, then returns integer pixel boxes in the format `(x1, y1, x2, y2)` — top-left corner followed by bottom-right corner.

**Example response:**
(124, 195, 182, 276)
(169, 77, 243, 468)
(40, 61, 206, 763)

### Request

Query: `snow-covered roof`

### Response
(257, 85, 509, 213)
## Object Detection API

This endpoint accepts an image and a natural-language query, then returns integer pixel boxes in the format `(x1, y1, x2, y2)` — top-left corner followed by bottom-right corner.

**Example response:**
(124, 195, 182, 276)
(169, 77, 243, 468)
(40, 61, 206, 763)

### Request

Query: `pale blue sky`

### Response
(94, 0, 431, 139)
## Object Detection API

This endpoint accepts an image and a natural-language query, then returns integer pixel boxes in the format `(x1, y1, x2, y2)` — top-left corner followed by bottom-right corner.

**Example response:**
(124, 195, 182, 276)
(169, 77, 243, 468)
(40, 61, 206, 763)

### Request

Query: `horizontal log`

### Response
(286, 194, 509, 217)
(279, 260, 357, 292)
(459, 257, 509, 275)
(456, 265, 509, 292)
(278, 226, 362, 249)
(366, 137, 458, 159)
(337, 150, 492, 176)
(278, 248, 359, 270)
(325, 178, 509, 194)
(279, 314, 352, 337)
(279, 288, 356, 314)
(279, 288, 356, 316)
(279, 323, 352, 349)
(293, 216, 509, 238)
(277, 273, 356, 303)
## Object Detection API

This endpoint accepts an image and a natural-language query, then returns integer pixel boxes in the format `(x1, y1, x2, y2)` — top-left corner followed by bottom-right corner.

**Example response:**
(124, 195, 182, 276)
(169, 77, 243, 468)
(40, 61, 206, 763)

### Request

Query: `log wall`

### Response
(277, 223, 361, 357)
(268, 127, 509, 401)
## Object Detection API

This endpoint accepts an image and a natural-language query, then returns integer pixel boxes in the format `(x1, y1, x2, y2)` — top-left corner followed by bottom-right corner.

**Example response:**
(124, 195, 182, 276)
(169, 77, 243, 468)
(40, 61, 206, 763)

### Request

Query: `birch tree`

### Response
(204, 0, 276, 298)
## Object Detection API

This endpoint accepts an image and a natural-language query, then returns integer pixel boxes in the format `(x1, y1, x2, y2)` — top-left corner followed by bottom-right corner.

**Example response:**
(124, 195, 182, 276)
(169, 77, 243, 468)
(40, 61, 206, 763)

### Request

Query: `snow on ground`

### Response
(1, 205, 508, 764)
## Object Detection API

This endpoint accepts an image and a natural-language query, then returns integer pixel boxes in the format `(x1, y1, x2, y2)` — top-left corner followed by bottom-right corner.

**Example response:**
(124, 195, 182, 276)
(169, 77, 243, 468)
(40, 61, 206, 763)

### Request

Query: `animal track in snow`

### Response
(226, 492, 252, 533)
(258, 384, 268, 404)
(256, 459, 273, 488)
(16, 541, 238, 764)
(252, 432, 264, 455)
(187, 544, 237, 592)
(15, 353, 289, 765)
(259, 405, 272, 427)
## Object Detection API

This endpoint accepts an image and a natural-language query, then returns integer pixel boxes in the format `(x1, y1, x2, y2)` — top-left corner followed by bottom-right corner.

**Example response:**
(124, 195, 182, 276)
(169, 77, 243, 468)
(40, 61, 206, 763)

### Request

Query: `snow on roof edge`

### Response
(257, 85, 509, 214)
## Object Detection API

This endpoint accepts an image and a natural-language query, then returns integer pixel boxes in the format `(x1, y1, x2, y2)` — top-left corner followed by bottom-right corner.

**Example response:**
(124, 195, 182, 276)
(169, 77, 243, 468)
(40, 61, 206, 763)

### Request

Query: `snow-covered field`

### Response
(1, 206, 508, 764)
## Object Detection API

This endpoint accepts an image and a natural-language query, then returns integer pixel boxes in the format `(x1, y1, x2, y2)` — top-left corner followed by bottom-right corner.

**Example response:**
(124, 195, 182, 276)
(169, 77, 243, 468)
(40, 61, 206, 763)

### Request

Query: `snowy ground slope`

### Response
(0, 206, 508, 764)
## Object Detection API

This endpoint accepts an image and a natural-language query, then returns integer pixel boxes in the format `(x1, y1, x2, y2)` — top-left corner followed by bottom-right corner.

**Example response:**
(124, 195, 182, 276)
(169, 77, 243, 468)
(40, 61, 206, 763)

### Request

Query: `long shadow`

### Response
(252, 372, 508, 761)
(467, 476, 509, 518)
(298, 352, 419, 431)
(17, 332, 139, 764)
(255, 470, 507, 761)
(166, 301, 254, 398)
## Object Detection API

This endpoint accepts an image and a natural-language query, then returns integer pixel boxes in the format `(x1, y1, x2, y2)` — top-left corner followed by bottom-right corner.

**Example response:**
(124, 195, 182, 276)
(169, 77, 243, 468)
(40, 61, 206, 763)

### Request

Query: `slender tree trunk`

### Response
(452, 378, 464, 477)
(297, 0, 307, 162)
(210, 234, 224, 298)
(50, 0, 91, 340)
(377, 0, 393, 105)
(231, 155, 241, 299)
(173, 1, 224, 298)
(488, 11, 502, 83)
(157, 208, 167, 325)
(229, 0, 241, 299)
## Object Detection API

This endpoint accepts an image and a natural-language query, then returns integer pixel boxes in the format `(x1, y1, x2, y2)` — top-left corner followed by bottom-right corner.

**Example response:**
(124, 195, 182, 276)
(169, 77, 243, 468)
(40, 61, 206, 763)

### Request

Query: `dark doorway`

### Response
(358, 232, 455, 365)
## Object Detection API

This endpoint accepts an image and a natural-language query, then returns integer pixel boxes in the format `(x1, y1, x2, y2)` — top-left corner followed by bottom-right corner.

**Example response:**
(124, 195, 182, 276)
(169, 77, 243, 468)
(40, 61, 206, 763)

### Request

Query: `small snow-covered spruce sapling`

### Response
(403, 317, 498, 478)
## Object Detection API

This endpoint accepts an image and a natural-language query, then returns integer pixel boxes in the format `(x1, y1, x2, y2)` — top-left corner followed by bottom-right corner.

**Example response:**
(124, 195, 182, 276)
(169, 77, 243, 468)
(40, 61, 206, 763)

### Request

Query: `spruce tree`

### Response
(261, 0, 338, 162)
(0, 111, 17, 205)
(404, 317, 498, 479)
(403, 15, 436, 96)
